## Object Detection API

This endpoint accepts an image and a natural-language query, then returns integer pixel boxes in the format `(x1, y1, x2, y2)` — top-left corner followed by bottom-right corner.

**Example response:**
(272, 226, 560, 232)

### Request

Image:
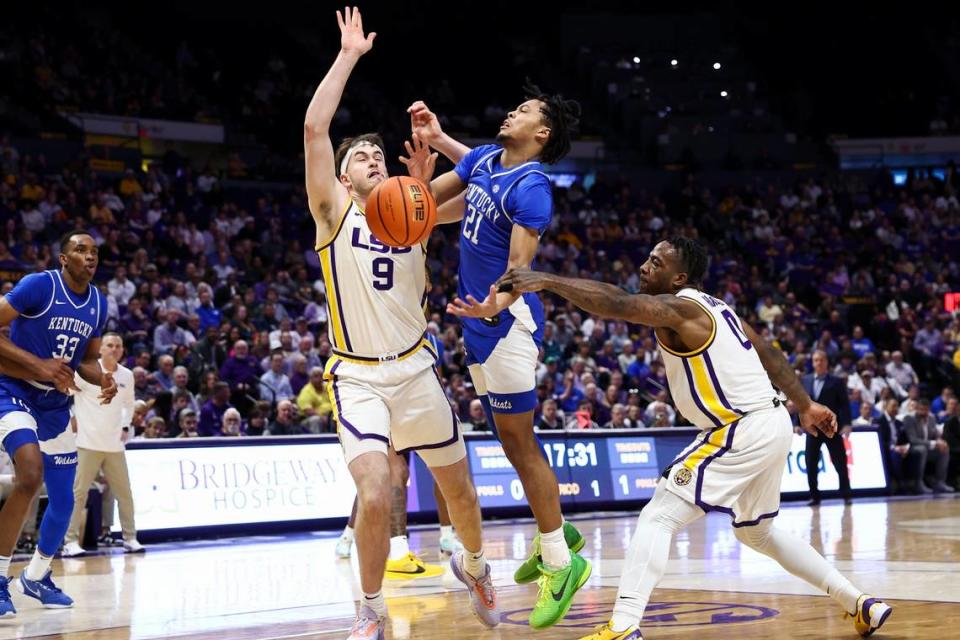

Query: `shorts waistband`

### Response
(331, 334, 436, 365)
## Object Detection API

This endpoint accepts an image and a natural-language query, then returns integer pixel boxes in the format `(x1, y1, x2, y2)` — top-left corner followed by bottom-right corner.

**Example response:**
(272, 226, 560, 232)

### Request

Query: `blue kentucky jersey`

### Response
(454, 144, 552, 351)
(1, 270, 106, 396)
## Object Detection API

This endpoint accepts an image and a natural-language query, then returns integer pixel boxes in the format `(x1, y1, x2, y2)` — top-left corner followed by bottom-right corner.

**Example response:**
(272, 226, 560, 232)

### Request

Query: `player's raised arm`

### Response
(304, 7, 376, 239)
(402, 101, 468, 206)
(398, 133, 465, 224)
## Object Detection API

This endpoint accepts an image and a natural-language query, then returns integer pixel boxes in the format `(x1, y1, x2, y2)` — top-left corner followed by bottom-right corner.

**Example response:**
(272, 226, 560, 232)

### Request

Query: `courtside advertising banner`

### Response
(118, 442, 355, 531)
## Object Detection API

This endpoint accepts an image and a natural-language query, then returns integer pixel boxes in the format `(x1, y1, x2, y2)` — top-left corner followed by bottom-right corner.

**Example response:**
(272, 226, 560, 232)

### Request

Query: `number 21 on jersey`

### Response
(462, 203, 481, 245)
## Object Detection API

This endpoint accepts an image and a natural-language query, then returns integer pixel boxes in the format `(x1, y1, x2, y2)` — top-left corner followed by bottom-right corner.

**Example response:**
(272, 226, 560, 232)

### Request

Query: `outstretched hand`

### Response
(447, 285, 501, 318)
(399, 133, 438, 184)
(337, 6, 376, 57)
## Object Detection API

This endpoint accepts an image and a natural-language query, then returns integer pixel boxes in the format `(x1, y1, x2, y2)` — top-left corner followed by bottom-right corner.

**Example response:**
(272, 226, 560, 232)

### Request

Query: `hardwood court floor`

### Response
(2, 496, 958, 640)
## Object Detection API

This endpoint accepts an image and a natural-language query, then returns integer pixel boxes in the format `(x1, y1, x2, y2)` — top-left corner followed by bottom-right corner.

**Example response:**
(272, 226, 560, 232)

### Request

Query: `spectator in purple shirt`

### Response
(219, 339, 261, 397)
(199, 382, 234, 437)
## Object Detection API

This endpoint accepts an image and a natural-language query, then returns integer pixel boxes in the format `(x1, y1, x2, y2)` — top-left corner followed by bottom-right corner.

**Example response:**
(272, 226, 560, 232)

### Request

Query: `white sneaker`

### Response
(123, 539, 145, 553)
(61, 542, 86, 557)
(336, 535, 353, 559)
(439, 533, 464, 558)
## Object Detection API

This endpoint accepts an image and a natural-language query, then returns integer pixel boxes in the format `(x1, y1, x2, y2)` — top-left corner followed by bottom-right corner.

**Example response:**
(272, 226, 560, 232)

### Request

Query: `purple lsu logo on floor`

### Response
(501, 601, 779, 628)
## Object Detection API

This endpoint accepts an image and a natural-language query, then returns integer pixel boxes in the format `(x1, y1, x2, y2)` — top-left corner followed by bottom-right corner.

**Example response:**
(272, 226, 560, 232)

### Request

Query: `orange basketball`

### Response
(365, 176, 437, 247)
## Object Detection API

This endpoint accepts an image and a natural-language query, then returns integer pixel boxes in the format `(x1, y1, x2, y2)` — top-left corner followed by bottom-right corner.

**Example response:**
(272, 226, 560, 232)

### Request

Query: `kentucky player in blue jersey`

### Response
(0, 230, 117, 617)
(405, 86, 589, 628)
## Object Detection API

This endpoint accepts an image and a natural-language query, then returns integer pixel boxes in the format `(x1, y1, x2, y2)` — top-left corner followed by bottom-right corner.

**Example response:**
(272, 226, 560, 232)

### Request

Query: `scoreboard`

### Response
(450, 433, 664, 508)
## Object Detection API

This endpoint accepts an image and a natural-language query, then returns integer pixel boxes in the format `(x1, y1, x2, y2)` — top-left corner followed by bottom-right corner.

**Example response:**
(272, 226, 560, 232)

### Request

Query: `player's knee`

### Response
(498, 427, 537, 456)
(14, 464, 43, 495)
(356, 475, 391, 512)
(734, 523, 771, 550)
(441, 477, 476, 506)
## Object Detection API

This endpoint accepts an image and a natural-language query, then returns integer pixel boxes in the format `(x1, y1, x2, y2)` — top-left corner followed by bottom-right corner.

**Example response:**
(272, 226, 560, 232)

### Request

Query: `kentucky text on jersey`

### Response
(453, 144, 552, 348)
(464, 183, 503, 224)
(47, 316, 95, 338)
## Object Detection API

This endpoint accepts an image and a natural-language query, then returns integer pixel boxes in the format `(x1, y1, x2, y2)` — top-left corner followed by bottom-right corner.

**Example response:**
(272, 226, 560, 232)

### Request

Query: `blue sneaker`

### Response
(17, 570, 74, 608)
(0, 576, 16, 618)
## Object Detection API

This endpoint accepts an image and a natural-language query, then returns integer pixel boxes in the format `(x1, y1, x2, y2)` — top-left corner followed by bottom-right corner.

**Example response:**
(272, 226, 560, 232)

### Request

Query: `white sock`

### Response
(463, 547, 487, 578)
(25, 550, 53, 581)
(440, 525, 454, 539)
(613, 485, 704, 631)
(341, 525, 355, 541)
(540, 526, 571, 570)
(0, 555, 10, 579)
(388, 535, 410, 561)
(362, 590, 387, 619)
(734, 522, 861, 613)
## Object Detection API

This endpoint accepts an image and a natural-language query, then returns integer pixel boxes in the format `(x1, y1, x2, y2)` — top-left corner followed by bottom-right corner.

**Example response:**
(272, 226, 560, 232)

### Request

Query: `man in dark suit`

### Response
(902, 398, 954, 493)
(802, 350, 852, 505)
(874, 398, 925, 493)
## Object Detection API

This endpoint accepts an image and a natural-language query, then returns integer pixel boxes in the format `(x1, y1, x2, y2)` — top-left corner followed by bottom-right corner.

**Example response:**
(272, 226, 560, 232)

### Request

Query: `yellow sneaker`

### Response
(577, 621, 643, 639)
(384, 552, 445, 580)
(846, 595, 892, 637)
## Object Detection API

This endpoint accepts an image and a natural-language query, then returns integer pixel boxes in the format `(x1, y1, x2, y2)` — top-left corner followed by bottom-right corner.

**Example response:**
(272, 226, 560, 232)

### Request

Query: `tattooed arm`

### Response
(495, 269, 692, 328)
(740, 322, 810, 410)
(741, 322, 838, 437)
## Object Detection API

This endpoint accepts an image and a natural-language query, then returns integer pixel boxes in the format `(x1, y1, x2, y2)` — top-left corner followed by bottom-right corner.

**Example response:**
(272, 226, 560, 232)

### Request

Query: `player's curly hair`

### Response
(668, 236, 709, 287)
(523, 80, 581, 164)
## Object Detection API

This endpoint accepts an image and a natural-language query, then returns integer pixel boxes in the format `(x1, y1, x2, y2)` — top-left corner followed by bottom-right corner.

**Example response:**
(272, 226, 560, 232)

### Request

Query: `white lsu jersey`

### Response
(317, 200, 428, 359)
(656, 288, 779, 431)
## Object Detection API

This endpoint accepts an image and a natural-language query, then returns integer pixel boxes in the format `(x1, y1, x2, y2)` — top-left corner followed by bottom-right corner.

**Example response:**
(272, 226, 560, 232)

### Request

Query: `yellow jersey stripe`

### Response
(319, 248, 348, 350)
(315, 199, 354, 252)
(682, 423, 731, 471)
(688, 356, 742, 425)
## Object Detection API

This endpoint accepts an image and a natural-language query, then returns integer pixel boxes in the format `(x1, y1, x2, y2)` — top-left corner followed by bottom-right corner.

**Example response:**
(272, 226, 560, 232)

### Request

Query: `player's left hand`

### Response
(495, 267, 547, 294)
(799, 401, 837, 438)
(99, 371, 118, 405)
(447, 285, 501, 318)
(398, 133, 438, 184)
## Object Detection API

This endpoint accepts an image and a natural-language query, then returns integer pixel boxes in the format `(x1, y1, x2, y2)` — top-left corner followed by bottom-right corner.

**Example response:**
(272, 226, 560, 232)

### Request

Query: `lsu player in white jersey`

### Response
(303, 8, 497, 639)
(497, 237, 892, 640)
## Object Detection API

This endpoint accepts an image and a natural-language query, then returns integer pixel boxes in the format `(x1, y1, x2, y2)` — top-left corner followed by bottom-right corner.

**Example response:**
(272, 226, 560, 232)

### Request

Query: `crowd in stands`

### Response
(1, 130, 959, 490)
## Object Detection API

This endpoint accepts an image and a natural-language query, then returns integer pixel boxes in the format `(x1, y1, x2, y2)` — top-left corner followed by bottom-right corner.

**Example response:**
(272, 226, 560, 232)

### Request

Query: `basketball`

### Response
(364, 176, 437, 247)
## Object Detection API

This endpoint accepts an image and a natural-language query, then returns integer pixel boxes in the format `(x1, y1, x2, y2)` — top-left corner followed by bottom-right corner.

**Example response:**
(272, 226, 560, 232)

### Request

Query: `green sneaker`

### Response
(514, 521, 585, 585)
(528, 551, 592, 629)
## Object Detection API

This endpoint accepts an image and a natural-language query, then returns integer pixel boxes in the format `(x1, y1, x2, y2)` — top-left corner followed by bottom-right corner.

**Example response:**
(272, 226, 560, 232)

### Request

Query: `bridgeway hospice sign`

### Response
(118, 442, 356, 531)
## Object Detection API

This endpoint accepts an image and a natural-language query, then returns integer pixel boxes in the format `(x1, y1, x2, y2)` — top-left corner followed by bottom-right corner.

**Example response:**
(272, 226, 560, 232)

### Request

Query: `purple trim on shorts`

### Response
(702, 351, 744, 416)
(662, 423, 727, 477)
(732, 510, 780, 528)
(682, 358, 724, 428)
(330, 360, 389, 444)
(394, 368, 461, 456)
(693, 418, 740, 515)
